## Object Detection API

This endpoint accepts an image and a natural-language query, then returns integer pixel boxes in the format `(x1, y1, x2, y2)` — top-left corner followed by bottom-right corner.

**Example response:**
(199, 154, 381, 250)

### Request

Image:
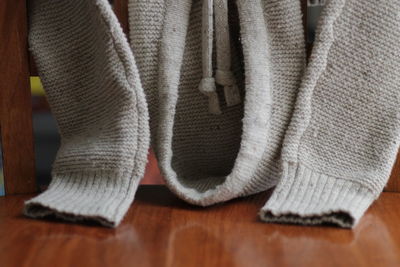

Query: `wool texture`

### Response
(23, 0, 400, 229)
(240, 0, 306, 196)
(24, 0, 150, 227)
(260, 0, 400, 228)
(129, 0, 305, 206)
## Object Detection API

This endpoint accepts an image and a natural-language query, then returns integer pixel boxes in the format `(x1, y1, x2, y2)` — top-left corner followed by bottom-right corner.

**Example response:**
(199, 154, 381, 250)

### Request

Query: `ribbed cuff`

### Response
(260, 162, 376, 228)
(24, 170, 140, 227)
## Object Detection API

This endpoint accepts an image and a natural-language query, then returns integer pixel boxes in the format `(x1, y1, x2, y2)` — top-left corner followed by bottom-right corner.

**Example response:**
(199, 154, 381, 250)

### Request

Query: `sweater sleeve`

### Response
(260, 0, 400, 228)
(24, 0, 150, 227)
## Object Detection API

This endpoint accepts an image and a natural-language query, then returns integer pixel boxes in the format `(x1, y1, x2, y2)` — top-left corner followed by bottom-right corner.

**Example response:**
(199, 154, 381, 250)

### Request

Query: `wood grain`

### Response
(386, 150, 400, 192)
(2, 185, 400, 267)
(141, 149, 165, 184)
(29, 54, 38, 77)
(0, 1, 36, 194)
(113, 0, 129, 36)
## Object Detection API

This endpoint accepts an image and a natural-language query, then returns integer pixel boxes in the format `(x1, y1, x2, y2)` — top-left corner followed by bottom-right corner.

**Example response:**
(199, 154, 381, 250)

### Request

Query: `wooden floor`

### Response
(1, 186, 400, 267)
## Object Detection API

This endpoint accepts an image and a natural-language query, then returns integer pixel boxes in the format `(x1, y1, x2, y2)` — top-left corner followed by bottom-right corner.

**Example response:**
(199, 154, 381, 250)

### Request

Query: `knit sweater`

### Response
(24, 0, 400, 228)
(24, 0, 150, 227)
(261, 0, 400, 227)
(129, 0, 305, 205)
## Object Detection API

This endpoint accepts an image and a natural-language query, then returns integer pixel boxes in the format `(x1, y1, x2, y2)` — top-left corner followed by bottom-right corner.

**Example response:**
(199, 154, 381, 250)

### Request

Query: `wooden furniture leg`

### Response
(0, 1, 36, 194)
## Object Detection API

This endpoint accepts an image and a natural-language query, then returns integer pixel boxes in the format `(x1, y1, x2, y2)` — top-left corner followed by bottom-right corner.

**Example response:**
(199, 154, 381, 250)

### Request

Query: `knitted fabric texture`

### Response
(129, 0, 305, 205)
(24, 0, 150, 227)
(260, 0, 400, 228)
(23, 0, 400, 229)
(240, 0, 306, 196)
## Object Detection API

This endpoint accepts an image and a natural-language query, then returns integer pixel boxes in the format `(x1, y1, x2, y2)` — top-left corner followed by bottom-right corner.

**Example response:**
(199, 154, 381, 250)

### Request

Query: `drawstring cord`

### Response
(214, 0, 241, 107)
(198, 0, 241, 115)
(199, 0, 221, 115)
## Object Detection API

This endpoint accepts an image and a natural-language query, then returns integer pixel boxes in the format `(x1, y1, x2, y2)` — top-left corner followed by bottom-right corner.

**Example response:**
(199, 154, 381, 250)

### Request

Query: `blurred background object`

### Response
(30, 75, 164, 190)
(307, 0, 325, 7)
(306, 0, 324, 45)
(31, 76, 57, 189)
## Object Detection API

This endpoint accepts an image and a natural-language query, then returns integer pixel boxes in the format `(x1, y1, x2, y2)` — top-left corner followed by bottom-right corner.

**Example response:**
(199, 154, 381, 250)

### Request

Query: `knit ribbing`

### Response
(24, 0, 400, 229)
(262, 0, 400, 227)
(260, 162, 375, 228)
(25, 170, 140, 227)
(24, 0, 150, 227)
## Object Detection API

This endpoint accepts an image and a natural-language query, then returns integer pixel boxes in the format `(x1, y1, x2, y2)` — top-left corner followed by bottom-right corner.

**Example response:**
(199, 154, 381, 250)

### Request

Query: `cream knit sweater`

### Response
(24, 0, 150, 227)
(24, 0, 400, 228)
(261, 0, 400, 227)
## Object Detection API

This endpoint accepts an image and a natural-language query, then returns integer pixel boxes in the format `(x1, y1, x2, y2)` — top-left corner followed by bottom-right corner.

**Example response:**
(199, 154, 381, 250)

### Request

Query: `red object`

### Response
(141, 149, 164, 185)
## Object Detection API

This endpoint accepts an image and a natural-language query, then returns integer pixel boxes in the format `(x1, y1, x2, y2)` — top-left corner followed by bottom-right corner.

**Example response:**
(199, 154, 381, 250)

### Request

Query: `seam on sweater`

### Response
(92, 0, 150, 217)
(294, 0, 347, 162)
(286, 160, 378, 197)
(93, 0, 149, 177)
(102, 17, 149, 219)
(156, 0, 191, 169)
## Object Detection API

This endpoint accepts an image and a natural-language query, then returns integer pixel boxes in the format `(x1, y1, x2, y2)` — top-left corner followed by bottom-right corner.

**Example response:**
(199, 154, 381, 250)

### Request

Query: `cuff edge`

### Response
(260, 161, 376, 228)
(259, 210, 355, 228)
(24, 201, 117, 228)
(23, 169, 141, 228)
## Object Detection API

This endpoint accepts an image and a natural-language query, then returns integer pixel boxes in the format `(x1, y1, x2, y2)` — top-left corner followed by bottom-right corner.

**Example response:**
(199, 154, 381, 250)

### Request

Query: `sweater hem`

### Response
(24, 169, 140, 228)
(260, 162, 375, 228)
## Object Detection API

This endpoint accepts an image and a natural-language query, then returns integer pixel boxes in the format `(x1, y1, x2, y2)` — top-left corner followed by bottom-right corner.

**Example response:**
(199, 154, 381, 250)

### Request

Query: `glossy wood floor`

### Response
(2, 186, 400, 267)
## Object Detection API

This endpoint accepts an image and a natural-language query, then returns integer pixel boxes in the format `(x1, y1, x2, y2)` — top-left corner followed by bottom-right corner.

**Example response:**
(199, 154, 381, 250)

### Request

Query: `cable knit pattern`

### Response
(261, 0, 400, 228)
(24, 0, 150, 227)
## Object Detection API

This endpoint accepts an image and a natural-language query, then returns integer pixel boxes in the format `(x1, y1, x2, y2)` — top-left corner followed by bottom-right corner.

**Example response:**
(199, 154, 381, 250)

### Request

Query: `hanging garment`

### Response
(24, 0, 150, 227)
(261, 0, 400, 227)
(24, 0, 400, 229)
(129, 0, 306, 206)
(24, 0, 305, 225)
